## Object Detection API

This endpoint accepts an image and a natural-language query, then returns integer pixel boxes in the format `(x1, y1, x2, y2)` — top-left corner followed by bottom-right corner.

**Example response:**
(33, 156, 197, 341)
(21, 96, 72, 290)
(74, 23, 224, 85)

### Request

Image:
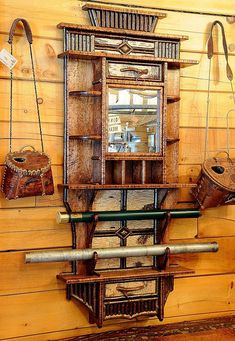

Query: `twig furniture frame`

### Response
(57, 5, 199, 328)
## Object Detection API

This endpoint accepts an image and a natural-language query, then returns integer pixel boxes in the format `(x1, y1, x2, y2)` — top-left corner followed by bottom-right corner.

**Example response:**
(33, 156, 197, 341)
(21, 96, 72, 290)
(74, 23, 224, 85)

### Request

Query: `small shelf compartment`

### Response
(104, 160, 163, 185)
(145, 160, 163, 184)
(105, 160, 125, 184)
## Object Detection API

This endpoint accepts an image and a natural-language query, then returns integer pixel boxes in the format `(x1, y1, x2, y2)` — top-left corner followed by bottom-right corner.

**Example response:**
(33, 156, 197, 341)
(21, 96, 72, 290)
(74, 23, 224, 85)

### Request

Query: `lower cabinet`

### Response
(58, 267, 191, 327)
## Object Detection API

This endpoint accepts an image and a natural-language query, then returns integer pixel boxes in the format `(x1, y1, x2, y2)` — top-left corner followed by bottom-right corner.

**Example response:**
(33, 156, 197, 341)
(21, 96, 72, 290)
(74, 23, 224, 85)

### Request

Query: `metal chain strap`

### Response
(9, 43, 13, 152)
(9, 36, 44, 152)
(29, 44, 44, 152)
(204, 21, 235, 161)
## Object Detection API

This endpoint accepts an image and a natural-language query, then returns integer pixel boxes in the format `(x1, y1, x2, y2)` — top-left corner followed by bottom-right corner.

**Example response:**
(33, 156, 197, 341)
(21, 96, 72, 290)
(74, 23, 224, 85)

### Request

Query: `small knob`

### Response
(56, 212, 70, 224)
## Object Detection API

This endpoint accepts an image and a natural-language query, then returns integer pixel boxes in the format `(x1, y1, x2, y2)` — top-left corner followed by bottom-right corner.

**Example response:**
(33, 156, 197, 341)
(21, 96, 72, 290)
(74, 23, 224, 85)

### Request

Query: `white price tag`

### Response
(0, 48, 17, 69)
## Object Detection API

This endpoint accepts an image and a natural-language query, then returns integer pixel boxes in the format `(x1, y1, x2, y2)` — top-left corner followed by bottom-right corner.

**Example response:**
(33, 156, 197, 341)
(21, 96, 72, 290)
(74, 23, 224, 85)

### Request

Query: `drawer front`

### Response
(105, 280, 156, 298)
(95, 37, 155, 57)
(107, 62, 162, 82)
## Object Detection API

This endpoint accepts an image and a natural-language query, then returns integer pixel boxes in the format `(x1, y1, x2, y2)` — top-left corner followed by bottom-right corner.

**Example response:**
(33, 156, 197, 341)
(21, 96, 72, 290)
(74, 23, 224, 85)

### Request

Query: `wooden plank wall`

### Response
(0, 0, 235, 340)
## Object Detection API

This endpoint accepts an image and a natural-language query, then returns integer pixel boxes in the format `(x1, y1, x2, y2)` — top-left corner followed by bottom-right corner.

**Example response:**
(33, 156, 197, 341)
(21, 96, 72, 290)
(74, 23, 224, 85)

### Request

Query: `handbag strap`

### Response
(207, 20, 233, 81)
(204, 20, 235, 161)
(8, 18, 44, 153)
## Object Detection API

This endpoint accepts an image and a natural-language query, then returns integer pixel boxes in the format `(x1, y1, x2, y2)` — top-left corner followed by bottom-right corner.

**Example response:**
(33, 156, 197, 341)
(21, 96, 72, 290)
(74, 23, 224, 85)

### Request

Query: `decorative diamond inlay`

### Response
(116, 226, 131, 240)
(118, 41, 133, 55)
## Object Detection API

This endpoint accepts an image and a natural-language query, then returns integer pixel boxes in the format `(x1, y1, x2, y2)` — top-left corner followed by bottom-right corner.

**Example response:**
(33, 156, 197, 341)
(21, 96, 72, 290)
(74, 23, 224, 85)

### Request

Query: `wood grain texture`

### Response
(0, 80, 64, 126)
(0, 252, 70, 295)
(6, 311, 235, 341)
(0, 33, 63, 82)
(169, 237, 235, 276)
(98, 0, 235, 16)
(1, 274, 235, 339)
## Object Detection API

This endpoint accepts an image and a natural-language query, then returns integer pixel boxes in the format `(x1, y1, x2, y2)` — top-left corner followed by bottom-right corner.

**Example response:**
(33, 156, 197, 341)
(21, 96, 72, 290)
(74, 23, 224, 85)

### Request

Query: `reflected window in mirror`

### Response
(108, 88, 162, 153)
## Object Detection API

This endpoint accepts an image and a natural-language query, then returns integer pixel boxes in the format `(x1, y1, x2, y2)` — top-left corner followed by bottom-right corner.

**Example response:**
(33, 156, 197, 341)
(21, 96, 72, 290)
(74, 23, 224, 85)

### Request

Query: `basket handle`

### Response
(207, 20, 233, 81)
(213, 151, 233, 164)
(204, 21, 234, 161)
(19, 145, 36, 152)
(8, 19, 44, 154)
(8, 18, 33, 44)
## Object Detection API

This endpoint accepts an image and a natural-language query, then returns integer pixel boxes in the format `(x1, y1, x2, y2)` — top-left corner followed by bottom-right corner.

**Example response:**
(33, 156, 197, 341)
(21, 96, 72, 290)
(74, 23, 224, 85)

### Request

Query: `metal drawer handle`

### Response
(120, 67, 149, 79)
(116, 282, 146, 298)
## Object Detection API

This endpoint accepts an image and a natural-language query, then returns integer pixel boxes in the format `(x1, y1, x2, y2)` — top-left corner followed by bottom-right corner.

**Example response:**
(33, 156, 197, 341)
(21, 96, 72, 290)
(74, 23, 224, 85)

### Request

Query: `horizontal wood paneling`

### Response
(179, 127, 235, 164)
(0, 0, 87, 39)
(0, 80, 64, 123)
(1, 126, 234, 167)
(1, 0, 235, 40)
(1, 274, 235, 340)
(99, 0, 235, 16)
(170, 237, 235, 275)
(166, 274, 235, 315)
(8, 310, 235, 341)
(0, 252, 70, 296)
(198, 206, 235, 237)
(2, 237, 233, 298)
(0, 34, 63, 82)
(0, 229, 71, 251)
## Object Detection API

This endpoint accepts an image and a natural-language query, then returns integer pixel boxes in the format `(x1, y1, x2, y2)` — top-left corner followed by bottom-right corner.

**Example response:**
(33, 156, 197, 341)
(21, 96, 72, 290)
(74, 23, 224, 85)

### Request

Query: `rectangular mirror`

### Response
(107, 88, 162, 153)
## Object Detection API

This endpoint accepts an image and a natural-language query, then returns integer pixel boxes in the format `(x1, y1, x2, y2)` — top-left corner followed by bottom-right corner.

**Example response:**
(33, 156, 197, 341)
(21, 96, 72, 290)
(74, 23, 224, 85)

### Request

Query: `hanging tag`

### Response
(0, 48, 17, 69)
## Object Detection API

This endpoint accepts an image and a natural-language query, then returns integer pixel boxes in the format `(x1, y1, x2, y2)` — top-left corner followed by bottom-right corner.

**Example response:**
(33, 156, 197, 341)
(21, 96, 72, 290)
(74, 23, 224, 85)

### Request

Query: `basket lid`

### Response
(6, 148, 51, 176)
(203, 157, 235, 191)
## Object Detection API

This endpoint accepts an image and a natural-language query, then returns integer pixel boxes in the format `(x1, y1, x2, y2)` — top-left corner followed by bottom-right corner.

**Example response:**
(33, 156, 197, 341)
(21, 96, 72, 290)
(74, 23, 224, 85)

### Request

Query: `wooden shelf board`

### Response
(166, 137, 180, 144)
(69, 90, 102, 97)
(57, 266, 193, 284)
(58, 50, 199, 67)
(167, 95, 180, 103)
(105, 155, 164, 161)
(57, 23, 189, 41)
(58, 183, 197, 190)
(69, 134, 102, 141)
(107, 79, 165, 87)
(82, 3, 167, 18)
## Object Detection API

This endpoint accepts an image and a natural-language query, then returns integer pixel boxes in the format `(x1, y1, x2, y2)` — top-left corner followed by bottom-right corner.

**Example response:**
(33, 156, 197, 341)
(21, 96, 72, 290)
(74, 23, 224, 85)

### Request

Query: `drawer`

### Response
(107, 61, 162, 82)
(105, 280, 156, 298)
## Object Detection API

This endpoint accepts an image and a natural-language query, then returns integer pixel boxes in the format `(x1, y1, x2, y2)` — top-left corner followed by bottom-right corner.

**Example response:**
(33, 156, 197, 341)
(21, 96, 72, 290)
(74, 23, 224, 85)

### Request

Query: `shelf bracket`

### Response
(156, 246, 171, 271)
(86, 251, 100, 276)
(157, 212, 171, 244)
(88, 214, 99, 248)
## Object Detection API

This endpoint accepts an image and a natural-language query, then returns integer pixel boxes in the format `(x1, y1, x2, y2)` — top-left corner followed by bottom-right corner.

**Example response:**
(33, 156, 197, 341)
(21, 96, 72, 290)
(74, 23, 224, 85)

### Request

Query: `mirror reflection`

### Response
(108, 88, 161, 153)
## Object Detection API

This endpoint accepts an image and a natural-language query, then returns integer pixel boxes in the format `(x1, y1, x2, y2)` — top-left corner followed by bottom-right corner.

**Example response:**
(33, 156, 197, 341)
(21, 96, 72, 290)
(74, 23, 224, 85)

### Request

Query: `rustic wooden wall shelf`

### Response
(56, 5, 199, 328)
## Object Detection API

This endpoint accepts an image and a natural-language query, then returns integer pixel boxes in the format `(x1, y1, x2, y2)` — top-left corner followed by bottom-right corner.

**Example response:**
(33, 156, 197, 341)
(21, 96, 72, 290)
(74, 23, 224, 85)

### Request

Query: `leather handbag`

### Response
(1, 18, 54, 200)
